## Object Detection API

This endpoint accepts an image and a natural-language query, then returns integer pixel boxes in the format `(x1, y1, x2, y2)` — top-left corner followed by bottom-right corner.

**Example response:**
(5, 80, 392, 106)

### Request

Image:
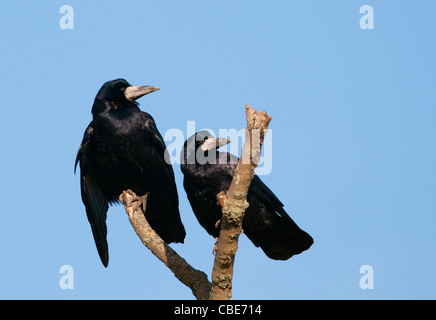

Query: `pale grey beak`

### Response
(124, 85, 160, 101)
(200, 138, 231, 151)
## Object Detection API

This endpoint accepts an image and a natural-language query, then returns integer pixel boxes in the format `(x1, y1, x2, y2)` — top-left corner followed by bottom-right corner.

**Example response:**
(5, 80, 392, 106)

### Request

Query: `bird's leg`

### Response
(135, 193, 150, 213)
(212, 237, 219, 255)
(121, 190, 150, 215)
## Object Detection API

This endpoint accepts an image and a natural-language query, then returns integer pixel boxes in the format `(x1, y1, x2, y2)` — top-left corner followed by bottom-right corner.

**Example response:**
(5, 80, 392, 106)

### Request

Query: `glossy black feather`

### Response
(180, 131, 313, 260)
(75, 79, 185, 267)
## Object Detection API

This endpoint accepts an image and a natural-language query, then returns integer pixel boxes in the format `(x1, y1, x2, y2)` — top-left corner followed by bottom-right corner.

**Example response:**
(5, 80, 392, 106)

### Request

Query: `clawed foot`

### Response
(132, 193, 149, 212)
(119, 190, 149, 217)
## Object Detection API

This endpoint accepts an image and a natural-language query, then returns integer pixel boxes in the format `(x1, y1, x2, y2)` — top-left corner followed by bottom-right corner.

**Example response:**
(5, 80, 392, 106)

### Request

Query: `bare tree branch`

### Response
(119, 190, 212, 300)
(210, 104, 272, 300)
(119, 104, 271, 300)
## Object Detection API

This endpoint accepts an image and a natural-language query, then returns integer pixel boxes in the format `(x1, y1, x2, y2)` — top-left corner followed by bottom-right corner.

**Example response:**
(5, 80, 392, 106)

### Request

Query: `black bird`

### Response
(75, 79, 185, 267)
(180, 131, 313, 260)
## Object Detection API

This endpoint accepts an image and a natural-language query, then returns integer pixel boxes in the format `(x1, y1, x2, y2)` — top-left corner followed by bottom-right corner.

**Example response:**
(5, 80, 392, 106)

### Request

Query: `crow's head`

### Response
(93, 78, 159, 114)
(181, 131, 231, 167)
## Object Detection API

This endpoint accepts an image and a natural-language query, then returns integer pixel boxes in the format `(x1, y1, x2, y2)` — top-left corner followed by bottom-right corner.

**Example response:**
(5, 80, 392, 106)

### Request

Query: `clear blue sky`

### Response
(0, 1, 435, 299)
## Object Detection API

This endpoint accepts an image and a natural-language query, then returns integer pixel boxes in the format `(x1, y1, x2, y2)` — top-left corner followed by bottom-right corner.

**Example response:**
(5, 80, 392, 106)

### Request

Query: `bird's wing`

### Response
(139, 113, 174, 178)
(222, 152, 290, 222)
(137, 112, 185, 243)
(75, 123, 110, 267)
(219, 153, 286, 213)
(249, 175, 294, 221)
(75, 125, 93, 174)
(248, 175, 313, 259)
(81, 174, 109, 267)
(250, 175, 284, 206)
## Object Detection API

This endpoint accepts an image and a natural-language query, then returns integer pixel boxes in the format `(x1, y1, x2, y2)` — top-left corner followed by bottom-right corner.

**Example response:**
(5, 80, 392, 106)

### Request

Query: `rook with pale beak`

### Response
(75, 78, 186, 267)
(180, 130, 313, 260)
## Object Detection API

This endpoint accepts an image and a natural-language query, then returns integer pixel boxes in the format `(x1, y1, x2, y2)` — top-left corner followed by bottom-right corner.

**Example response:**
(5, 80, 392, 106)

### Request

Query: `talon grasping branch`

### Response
(119, 190, 211, 300)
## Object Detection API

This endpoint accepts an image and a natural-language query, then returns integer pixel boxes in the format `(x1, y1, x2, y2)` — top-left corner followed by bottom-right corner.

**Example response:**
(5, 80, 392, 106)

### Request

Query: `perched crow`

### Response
(180, 131, 313, 260)
(75, 79, 185, 267)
